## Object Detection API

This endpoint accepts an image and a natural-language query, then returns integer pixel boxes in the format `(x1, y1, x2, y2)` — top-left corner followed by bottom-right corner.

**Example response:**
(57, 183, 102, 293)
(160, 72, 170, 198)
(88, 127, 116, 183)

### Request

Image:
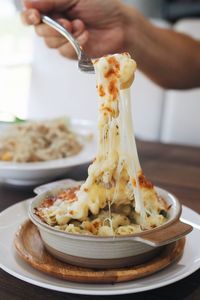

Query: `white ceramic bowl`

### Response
(0, 119, 96, 186)
(29, 180, 192, 269)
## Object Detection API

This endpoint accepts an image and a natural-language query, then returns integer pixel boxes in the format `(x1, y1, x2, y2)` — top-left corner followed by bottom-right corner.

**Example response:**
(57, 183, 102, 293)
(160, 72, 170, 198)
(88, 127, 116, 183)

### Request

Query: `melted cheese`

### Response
(74, 53, 146, 223)
(39, 53, 166, 229)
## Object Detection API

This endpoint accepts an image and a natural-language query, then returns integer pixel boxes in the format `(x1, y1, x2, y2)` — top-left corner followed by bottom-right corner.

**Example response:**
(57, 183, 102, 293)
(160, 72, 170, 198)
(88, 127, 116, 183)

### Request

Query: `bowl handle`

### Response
(132, 221, 193, 247)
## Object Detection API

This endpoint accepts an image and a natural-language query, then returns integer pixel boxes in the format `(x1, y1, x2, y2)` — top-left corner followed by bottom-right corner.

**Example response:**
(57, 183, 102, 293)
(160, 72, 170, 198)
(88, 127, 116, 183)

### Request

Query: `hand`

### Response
(21, 0, 133, 59)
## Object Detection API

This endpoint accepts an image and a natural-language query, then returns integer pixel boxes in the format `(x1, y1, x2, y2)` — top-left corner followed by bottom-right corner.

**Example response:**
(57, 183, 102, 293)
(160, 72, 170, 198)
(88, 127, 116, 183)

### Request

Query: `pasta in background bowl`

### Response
(0, 119, 97, 186)
(0, 117, 83, 163)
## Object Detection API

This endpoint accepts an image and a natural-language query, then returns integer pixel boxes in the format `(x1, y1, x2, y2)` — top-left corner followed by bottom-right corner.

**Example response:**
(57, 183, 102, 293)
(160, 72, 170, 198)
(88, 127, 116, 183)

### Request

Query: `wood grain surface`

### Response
(14, 220, 185, 284)
(0, 140, 200, 299)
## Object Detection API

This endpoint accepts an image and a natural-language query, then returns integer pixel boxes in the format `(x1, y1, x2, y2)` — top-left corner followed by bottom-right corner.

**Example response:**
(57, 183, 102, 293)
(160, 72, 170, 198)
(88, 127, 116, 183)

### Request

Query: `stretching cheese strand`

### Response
(74, 53, 146, 223)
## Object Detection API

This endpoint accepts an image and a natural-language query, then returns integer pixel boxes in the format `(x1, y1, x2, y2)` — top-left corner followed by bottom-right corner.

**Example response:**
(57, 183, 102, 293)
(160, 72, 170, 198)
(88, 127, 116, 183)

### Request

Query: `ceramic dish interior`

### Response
(29, 180, 193, 269)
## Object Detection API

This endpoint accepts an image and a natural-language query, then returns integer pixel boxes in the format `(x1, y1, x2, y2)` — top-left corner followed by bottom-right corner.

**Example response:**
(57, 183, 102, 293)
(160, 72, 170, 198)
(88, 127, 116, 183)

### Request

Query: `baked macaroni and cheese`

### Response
(35, 53, 169, 236)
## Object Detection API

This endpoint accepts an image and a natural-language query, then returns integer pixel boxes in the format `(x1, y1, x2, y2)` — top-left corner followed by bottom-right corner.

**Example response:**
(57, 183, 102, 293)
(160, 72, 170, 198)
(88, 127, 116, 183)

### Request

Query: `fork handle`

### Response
(41, 15, 82, 59)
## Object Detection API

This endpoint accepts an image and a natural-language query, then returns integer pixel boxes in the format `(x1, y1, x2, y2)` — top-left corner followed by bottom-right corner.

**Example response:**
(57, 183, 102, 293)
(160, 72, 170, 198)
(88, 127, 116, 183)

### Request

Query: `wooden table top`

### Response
(0, 140, 199, 300)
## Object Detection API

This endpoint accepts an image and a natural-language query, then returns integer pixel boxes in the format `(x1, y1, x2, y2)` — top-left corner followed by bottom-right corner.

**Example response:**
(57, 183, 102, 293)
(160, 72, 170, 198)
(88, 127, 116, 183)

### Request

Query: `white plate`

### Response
(0, 200, 200, 295)
(0, 119, 97, 186)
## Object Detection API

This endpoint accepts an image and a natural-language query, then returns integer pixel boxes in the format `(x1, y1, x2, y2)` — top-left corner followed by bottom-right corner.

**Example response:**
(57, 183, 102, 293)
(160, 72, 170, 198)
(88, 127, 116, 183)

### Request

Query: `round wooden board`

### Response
(14, 220, 185, 284)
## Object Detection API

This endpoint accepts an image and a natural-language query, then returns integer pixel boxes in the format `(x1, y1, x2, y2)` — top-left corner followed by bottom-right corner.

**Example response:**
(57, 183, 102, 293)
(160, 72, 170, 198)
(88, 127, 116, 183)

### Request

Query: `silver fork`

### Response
(42, 15, 95, 74)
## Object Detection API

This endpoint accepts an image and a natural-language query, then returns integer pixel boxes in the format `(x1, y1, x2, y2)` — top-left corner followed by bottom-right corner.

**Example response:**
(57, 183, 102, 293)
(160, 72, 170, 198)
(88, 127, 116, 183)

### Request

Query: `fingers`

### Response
(77, 30, 89, 47)
(58, 43, 78, 59)
(44, 37, 66, 49)
(35, 19, 73, 37)
(21, 9, 41, 25)
(39, 18, 88, 59)
(58, 30, 89, 59)
(37, 18, 73, 49)
(21, 5, 89, 60)
(58, 20, 89, 59)
(71, 19, 85, 37)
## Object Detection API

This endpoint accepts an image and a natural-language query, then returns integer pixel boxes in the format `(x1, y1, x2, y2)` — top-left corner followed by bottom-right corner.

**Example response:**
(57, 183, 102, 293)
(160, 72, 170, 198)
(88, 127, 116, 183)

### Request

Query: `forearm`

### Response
(124, 6, 200, 89)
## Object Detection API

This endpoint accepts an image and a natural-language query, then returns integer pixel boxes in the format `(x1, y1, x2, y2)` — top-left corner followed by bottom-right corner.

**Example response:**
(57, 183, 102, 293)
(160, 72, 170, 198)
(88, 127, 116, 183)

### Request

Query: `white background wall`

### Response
(28, 39, 97, 121)
(161, 19, 200, 146)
